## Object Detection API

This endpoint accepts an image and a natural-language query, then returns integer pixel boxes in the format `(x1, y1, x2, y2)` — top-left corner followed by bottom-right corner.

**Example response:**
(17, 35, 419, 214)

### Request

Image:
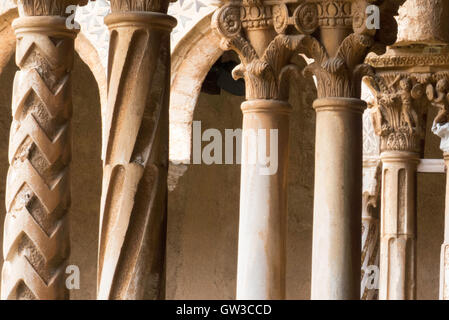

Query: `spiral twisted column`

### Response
(97, 2, 176, 300)
(1, 3, 82, 299)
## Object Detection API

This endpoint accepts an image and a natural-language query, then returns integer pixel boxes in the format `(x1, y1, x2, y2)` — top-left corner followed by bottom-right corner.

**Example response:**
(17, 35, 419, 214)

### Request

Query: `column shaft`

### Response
(440, 155, 449, 300)
(311, 98, 365, 300)
(97, 11, 176, 300)
(379, 151, 418, 300)
(1, 16, 76, 300)
(237, 99, 290, 300)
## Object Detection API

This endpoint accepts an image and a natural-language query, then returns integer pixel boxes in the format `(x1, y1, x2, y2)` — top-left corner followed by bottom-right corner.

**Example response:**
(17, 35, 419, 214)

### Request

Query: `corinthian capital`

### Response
(365, 43, 449, 153)
(365, 72, 426, 153)
(213, 0, 404, 99)
(15, 0, 89, 16)
(212, 1, 310, 100)
(304, 0, 404, 98)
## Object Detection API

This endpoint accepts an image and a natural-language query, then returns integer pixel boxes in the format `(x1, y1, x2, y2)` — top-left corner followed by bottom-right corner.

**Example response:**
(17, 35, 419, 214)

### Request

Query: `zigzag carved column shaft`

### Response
(1, 0, 86, 300)
(97, 1, 176, 300)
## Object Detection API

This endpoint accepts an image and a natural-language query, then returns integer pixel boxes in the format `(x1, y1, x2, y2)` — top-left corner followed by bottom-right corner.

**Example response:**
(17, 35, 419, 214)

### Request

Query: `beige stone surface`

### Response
(0, 0, 448, 301)
(0, 51, 102, 300)
(97, 7, 176, 300)
(397, 0, 449, 45)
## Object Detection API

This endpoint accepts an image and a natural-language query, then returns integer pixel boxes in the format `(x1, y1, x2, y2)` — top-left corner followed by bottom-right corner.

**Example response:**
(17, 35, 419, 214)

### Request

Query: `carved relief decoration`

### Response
(269, 0, 403, 98)
(365, 72, 427, 153)
(366, 47, 449, 153)
(15, 0, 88, 16)
(212, 1, 310, 100)
(1, 9, 81, 300)
(109, 0, 169, 13)
(213, 0, 403, 99)
(427, 78, 449, 154)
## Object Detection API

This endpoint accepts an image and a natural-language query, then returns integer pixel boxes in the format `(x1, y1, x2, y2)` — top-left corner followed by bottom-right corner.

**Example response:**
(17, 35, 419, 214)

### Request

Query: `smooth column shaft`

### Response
(311, 98, 365, 300)
(237, 99, 291, 300)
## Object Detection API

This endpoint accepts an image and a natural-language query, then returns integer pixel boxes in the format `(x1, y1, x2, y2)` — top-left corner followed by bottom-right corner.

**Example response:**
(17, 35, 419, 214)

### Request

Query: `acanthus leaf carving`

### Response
(366, 73, 425, 153)
(109, 0, 169, 13)
(212, 2, 310, 100)
(16, 0, 88, 16)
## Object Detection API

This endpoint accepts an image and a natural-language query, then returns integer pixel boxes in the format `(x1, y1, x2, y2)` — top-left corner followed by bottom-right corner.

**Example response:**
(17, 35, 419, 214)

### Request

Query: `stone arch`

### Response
(169, 12, 224, 166)
(0, 9, 18, 75)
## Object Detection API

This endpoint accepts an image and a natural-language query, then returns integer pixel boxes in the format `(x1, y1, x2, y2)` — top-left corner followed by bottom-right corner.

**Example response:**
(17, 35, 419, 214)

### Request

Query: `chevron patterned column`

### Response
(1, 0, 87, 300)
(97, 1, 176, 300)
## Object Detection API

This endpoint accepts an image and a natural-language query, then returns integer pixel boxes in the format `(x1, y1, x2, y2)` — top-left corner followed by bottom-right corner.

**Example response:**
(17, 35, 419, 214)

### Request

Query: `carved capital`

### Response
(366, 46, 449, 153)
(365, 72, 426, 153)
(212, 1, 309, 100)
(428, 77, 449, 154)
(15, 0, 89, 16)
(109, 0, 170, 14)
(298, 0, 404, 98)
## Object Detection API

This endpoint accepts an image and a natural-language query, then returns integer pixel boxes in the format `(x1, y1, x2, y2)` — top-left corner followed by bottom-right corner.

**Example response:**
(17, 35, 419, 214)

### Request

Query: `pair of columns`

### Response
(1, 0, 175, 300)
(212, 0, 402, 300)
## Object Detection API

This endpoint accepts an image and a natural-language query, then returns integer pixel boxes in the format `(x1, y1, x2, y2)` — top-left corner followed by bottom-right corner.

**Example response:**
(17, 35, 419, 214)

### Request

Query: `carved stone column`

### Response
(280, 0, 403, 300)
(442, 152, 449, 300)
(366, 64, 423, 300)
(429, 80, 449, 300)
(97, 1, 176, 300)
(1, 0, 87, 300)
(212, 1, 311, 299)
(365, 0, 449, 299)
(366, 57, 449, 300)
(379, 150, 419, 300)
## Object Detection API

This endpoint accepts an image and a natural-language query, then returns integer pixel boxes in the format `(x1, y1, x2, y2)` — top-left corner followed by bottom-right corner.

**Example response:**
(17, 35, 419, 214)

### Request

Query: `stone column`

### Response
(442, 152, 449, 300)
(361, 159, 381, 300)
(430, 84, 449, 300)
(366, 68, 424, 300)
(311, 97, 364, 299)
(1, 0, 87, 300)
(212, 1, 312, 299)
(237, 99, 291, 300)
(97, 1, 176, 300)
(365, 0, 449, 299)
(361, 105, 381, 300)
(365, 61, 431, 300)
(288, 0, 403, 300)
(379, 151, 419, 300)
